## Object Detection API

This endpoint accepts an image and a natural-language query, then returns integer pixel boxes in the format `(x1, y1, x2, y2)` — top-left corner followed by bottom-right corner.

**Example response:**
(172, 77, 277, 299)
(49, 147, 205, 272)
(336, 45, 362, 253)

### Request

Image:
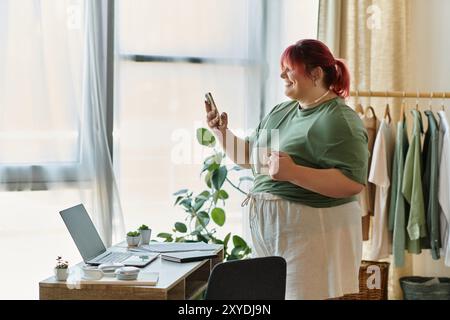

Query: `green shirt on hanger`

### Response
(245, 97, 369, 208)
(421, 110, 441, 259)
(402, 109, 427, 254)
(389, 118, 410, 267)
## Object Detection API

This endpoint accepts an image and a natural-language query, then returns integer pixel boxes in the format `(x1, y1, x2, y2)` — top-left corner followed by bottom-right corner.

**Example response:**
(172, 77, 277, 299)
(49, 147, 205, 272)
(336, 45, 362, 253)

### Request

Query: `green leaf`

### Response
(223, 233, 231, 247)
(196, 128, 215, 147)
(196, 234, 209, 243)
(196, 211, 210, 228)
(157, 232, 172, 239)
(232, 235, 247, 249)
(193, 199, 206, 211)
(231, 246, 244, 256)
(211, 207, 226, 226)
(174, 195, 184, 206)
(207, 163, 220, 172)
(205, 171, 212, 188)
(179, 198, 193, 210)
(193, 191, 210, 211)
(196, 190, 210, 200)
(217, 189, 229, 200)
(173, 189, 188, 196)
(201, 155, 219, 173)
(175, 222, 187, 233)
(175, 237, 186, 242)
(227, 254, 239, 261)
(239, 176, 254, 183)
(212, 166, 227, 190)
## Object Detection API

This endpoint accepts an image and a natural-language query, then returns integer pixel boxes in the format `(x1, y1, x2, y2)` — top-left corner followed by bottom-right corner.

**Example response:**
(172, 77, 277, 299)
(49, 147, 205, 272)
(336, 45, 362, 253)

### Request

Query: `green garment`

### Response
(402, 110, 427, 254)
(389, 119, 410, 267)
(421, 110, 441, 259)
(245, 97, 369, 208)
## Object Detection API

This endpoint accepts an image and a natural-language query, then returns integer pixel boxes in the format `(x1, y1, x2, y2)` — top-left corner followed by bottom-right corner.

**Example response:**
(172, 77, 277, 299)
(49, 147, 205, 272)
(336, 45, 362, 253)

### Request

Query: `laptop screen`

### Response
(60, 204, 106, 262)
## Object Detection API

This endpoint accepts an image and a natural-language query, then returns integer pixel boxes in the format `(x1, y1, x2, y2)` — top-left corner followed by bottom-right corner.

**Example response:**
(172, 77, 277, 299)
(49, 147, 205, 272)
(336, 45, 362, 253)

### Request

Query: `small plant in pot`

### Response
(54, 256, 69, 281)
(138, 224, 151, 245)
(126, 231, 141, 246)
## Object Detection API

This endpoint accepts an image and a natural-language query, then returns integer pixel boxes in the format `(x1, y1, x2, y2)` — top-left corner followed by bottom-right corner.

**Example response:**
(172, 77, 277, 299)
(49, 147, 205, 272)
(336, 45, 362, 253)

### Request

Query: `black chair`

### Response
(204, 256, 287, 300)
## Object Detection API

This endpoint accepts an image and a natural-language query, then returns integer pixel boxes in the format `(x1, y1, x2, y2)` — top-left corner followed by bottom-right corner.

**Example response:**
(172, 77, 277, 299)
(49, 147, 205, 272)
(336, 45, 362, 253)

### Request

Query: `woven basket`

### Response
(400, 277, 450, 300)
(329, 260, 390, 300)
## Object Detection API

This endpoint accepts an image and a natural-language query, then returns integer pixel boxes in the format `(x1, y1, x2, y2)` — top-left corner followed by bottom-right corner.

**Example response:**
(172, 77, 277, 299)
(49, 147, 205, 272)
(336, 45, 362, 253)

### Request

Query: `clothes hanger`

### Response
(400, 91, 406, 121)
(415, 89, 420, 111)
(415, 90, 424, 134)
(364, 90, 377, 119)
(383, 90, 391, 124)
(442, 92, 446, 111)
(428, 92, 433, 112)
(354, 90, 364, 115)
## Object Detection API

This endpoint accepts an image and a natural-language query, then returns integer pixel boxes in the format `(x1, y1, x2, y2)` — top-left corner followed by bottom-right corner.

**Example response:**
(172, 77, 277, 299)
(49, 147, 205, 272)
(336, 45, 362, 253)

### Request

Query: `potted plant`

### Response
(126, 231, 141, 246)
(138, 224, 152, 245)
(54, 256, 69, 281)
(157, 128, 252, 261)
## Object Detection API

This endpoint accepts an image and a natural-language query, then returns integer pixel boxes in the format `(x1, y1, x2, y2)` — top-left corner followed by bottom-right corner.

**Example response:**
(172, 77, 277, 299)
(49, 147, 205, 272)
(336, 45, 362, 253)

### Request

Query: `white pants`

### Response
(246, 192, 362, 300)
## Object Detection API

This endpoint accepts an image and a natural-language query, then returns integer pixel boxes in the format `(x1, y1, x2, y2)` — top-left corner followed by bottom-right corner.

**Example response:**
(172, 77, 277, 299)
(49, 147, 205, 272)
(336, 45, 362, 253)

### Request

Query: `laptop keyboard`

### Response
(94, 252, 131, 264)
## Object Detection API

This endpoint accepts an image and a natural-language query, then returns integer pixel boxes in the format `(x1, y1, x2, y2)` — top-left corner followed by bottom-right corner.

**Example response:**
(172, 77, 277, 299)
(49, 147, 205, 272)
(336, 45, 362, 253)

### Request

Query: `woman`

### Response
(204, 39, 369, 300)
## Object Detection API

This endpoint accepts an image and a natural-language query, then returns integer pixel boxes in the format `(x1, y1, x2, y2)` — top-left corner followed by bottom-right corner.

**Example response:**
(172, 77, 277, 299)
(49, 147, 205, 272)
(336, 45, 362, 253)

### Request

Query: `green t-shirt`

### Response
(246, 97, 369, 208)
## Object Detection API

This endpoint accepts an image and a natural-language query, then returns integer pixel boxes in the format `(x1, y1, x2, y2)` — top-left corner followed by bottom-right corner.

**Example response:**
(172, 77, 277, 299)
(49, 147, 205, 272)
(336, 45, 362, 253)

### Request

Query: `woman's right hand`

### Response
(205, 100, 228, 134)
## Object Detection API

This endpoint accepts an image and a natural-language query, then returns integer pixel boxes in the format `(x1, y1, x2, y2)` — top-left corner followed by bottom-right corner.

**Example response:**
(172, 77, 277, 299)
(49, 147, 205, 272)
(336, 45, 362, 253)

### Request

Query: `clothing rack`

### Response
(349, 90, 450, 99)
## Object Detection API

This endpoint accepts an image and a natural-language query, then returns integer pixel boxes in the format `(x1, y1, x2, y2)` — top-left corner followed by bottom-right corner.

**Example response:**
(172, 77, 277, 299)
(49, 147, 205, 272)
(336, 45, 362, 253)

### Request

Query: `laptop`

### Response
(60, 204, 158, 267)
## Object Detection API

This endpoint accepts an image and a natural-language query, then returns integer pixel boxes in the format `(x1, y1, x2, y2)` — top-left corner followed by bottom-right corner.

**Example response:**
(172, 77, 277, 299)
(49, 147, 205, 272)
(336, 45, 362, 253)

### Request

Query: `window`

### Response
(0, 0, 86, 299)
(114, 0, 319, 238)
(0, 0, 86, 185)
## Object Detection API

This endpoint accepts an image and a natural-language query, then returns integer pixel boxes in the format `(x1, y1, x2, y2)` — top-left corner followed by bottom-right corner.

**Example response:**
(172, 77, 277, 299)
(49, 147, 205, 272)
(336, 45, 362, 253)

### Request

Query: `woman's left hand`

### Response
(268, 151, 297, 182)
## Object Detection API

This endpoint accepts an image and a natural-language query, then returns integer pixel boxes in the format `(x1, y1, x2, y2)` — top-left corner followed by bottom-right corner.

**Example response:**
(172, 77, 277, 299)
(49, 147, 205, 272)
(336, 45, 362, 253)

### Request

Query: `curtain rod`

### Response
(349, 90, 450, 99)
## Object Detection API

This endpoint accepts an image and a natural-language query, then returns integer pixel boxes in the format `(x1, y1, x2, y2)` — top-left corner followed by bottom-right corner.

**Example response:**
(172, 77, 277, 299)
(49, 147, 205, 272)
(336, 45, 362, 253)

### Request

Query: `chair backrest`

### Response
(204, 256, 287, 300)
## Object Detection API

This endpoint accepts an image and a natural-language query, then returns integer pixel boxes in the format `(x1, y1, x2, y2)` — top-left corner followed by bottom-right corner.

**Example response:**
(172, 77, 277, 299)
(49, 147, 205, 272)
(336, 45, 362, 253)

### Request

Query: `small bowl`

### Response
(115, 266, 140, 281)
(98, 262, 125, 277)
(81, 265, 103, 280)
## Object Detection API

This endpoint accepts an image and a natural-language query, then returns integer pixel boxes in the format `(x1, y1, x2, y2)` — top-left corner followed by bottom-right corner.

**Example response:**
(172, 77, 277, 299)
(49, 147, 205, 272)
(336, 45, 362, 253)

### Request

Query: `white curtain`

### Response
(81, 0, 125, 246)
(0, 0, 124, 246)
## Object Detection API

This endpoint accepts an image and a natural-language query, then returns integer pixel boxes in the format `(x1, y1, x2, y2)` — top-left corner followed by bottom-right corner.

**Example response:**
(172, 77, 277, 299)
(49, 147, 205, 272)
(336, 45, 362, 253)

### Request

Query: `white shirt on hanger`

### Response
(438, 111, 450, 266)
(366, 119, 394, 261)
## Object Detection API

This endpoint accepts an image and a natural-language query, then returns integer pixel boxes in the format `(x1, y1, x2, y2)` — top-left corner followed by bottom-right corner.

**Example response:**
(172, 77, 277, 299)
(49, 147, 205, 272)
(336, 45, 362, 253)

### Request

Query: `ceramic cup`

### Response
(252, 147, 272, 175)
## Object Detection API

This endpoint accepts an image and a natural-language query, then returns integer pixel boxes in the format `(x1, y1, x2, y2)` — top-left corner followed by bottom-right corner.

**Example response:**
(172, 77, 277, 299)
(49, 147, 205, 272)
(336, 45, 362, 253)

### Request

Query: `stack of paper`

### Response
(128, 242, 222, 254)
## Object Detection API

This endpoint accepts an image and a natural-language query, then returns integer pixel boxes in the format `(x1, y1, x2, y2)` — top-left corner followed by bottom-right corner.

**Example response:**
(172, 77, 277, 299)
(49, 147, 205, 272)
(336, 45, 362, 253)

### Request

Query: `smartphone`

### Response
(205, 92, 222, 126)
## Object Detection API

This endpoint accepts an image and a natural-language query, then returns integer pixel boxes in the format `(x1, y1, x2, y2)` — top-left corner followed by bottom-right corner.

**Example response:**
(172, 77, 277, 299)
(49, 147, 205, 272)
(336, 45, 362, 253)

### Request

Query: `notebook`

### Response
(133, 242, 222, 253)
(161, 251, 218, 263)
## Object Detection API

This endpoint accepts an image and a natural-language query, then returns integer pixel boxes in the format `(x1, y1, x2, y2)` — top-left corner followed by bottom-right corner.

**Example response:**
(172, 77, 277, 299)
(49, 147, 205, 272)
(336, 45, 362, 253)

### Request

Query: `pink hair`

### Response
(280, 39, 350, 98)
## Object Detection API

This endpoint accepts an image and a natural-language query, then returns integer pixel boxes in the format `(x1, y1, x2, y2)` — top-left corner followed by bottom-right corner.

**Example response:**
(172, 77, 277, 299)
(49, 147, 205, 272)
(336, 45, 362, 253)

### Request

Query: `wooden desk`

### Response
(39, 243, 224, 300)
